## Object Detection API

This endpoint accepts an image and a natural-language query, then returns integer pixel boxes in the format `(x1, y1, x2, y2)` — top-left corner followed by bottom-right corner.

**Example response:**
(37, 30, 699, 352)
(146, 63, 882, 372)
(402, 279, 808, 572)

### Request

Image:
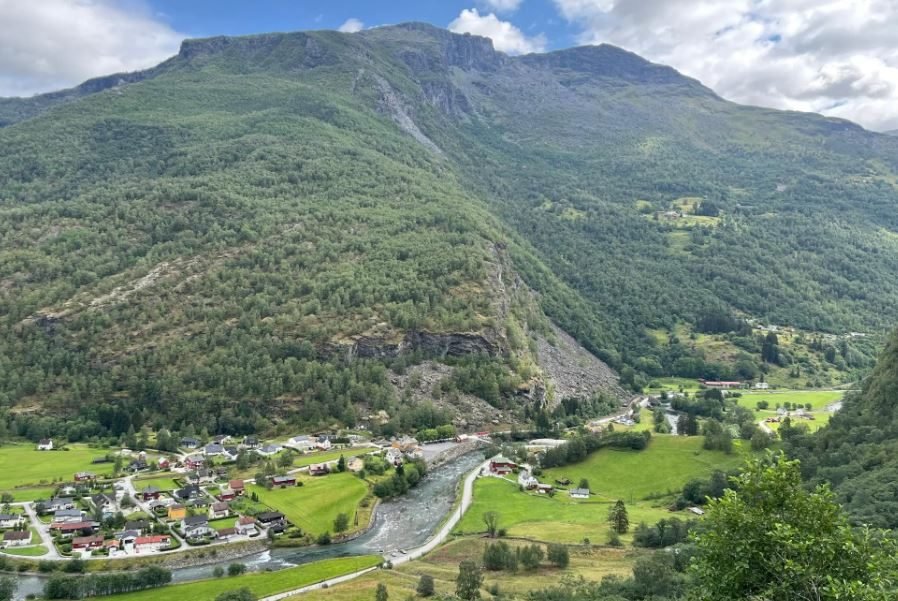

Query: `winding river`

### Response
(12, 451, 485, 600)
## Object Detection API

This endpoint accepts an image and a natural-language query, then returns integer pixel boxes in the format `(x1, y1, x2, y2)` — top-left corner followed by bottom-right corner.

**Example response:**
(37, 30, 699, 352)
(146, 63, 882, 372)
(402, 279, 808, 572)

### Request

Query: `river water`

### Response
(13, 451, 484, 599)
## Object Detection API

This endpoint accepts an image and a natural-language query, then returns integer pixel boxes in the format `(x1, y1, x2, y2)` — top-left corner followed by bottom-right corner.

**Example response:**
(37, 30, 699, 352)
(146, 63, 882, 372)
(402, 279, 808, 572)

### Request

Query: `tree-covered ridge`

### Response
(1, 23, 898, 436)
(785, 329, 898, 528)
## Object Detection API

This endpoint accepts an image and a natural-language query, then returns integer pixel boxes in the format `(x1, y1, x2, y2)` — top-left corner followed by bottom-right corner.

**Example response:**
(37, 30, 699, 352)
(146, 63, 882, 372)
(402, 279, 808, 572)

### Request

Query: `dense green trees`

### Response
(691, 453, 898, 601)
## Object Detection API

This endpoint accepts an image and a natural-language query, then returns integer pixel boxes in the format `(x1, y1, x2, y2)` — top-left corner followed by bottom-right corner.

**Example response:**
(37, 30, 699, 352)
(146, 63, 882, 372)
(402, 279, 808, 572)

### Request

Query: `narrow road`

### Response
(257, 457, 490, 601)
(20, 501, 60, 559)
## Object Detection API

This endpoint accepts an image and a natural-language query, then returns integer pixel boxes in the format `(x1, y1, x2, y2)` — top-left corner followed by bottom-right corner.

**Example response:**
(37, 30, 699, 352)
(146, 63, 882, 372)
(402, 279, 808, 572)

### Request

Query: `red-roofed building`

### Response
(134, 534, 171, 552)
(701, 380, 743, 389)
(72, 535, 104, 550)
(229, 479, 245, 494)
(51, 521, 95, 537)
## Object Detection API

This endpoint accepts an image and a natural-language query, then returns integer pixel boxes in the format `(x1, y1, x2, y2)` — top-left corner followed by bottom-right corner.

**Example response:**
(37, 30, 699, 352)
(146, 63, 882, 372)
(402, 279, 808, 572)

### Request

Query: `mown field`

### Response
(292, 537, 645, 601)
(292, 448, 372, 468)
(132, 476, 181, 492)
(101, 555, 382, 601)
(738, 389, 845, 433)
(0, 444, 110, 490)
(249, 471, 368, 536)
(456, 436, 747, 544)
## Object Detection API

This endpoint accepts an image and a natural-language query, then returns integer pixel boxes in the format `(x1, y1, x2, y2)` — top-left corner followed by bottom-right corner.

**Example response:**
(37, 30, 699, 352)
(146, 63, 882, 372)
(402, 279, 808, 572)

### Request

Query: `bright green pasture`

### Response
(543, 435, 747, 501)
(293, 448, 371, 468)
(101, 555, 382, 601)
(737, 389, 843, 411)
(133, 476, 181, 492)
(0, 444, 110, 489)
(455, 477, 671, 544)
(249, 471, 367, 536)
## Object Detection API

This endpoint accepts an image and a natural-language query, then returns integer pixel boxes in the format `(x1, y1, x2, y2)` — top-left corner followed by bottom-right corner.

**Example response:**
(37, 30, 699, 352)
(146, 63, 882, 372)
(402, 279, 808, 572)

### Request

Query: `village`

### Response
(0, 431, 463, 561)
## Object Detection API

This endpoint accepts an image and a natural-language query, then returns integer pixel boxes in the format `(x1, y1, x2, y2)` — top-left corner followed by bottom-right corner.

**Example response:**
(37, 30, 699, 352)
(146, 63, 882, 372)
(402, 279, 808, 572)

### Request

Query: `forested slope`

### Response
(785, 329, 898, 528)
(1, 23, 897, 438)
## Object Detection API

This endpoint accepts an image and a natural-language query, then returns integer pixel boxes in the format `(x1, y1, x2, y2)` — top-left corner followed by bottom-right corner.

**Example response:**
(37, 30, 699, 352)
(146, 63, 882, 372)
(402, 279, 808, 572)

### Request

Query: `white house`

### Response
(569, 488, 590, 499)
(235, 516, 258, 536)
(754, 381, 770, 390)
(517, 470, 538, 490)
(385, 448, 403, 466)
(37, 438, 53, 451)
(315, 435, 332, 451)
(286, 435, 314, 451)
(3, 531, 31, 547)
(256, 444, 282, 457)
(0, 514, 23, 528)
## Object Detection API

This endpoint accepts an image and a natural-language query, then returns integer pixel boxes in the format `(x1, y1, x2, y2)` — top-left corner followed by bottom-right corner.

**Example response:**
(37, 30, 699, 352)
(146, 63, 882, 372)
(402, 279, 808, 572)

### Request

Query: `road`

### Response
(21, 501, 60, 559)
(256, 457, 491, 601)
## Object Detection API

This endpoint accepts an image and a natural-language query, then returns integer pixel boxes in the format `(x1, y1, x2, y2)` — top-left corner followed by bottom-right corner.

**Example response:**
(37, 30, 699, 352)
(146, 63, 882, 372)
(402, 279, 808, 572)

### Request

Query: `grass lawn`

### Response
(102, 555, 382, 601)
(455, 477, 672, 544)
(0, 444, 111, 489)
(543, 435, 747, 501)
(295, 538, 644, 601)
(2, 544, 48, 557)
(738, 389, 844, 411)
(249, 471, 368, 536)
(0, 487, 56, 502)
(456, 436, 748, 545)
(133, 476, 181, 492)
(293, 448, 371, 469)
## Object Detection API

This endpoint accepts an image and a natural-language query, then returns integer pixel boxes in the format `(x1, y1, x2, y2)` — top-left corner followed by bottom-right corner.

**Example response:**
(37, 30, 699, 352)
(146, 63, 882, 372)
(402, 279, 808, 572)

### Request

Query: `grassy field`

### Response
(456, 436, 747, 545)
(294, 538, 644, 601)
(0, 444, 110, 489)
(544, 435, 747, 501)
(102, 555, 382, 601)
(2, 544, 48, 557)
(738, 390, 844, 433)
(0, 486, 56, 502)
(455, 477, 672, 544)
(293, 448, 371, 469)
(738, 389, 843, 411)
(133, 476, 181, 492)
(249, 471, 368, 536)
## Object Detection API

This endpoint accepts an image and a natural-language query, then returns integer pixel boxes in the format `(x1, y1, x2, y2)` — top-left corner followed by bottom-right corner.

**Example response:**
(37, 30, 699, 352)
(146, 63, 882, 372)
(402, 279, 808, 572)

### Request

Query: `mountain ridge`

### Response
(0, 23, 896, 439)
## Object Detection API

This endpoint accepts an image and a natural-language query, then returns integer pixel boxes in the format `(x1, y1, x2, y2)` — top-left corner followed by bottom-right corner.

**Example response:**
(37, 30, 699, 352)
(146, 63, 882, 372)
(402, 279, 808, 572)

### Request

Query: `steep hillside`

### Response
(785, 329, 898, 528)
(1, 24, 897, 438)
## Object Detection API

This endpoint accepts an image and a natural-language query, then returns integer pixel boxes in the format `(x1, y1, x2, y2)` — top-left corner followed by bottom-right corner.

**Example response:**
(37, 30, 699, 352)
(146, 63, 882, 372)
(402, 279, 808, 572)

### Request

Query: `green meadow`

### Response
(293, 448, 371, 469)
(0, 444, 110, 489)
(456, 436, 747, 544)
(542, 436, 747, 501)
(132, 476, 181, 492)
(101, 555, 382, 601)
(249, 471, 368, 536)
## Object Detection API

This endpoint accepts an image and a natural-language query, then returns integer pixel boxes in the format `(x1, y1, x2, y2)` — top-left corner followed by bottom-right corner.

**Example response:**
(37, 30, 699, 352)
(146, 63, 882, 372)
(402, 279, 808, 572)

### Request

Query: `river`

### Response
(12, 451, 484, 599)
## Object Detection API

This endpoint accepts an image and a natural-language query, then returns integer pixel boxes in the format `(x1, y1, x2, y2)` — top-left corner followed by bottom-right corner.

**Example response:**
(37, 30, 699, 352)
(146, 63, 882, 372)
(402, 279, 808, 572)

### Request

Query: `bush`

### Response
(547, 543, 569, 568)
(227, 563, 246, 577)
(317, 532, 332, 545)
(213, 566, 224, 577)
(416, 574, 435, 597)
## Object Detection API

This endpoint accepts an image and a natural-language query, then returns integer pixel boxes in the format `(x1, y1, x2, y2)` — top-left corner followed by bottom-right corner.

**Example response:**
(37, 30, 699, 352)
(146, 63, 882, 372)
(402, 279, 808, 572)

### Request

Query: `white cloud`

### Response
(552, 0, 898, 131)
(0, 0, 184, 98)
(480, 0, 524, 13)
(337, 18, 364, 33)
(449, 8, 546, 55)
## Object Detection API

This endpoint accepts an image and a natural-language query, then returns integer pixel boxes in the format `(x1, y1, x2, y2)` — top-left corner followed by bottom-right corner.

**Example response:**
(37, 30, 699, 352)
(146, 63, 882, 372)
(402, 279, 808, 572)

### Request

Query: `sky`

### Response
(1, 0, 897, 131)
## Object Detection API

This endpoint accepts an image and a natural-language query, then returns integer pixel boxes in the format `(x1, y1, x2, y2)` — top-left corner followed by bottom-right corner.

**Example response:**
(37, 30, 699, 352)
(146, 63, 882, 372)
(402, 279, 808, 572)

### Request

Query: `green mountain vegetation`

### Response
(1, 23, 897, 439)
(785, 328, 898, 528)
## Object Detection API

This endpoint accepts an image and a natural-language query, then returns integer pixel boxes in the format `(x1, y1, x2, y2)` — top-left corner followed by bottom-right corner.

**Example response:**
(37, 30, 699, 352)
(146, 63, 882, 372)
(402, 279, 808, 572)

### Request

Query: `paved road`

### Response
(257, 457, 491, 601)
(21, 501, 60, 559)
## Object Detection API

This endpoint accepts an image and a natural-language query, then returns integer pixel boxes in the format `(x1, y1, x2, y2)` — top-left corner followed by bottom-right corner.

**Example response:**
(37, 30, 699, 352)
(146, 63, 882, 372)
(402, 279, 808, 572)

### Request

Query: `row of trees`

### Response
(44, 566, 171, 599)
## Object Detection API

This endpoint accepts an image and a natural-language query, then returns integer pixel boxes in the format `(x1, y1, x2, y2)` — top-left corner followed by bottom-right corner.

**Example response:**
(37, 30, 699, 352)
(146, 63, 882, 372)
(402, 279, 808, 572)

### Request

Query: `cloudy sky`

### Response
(1, 0, 896, 131)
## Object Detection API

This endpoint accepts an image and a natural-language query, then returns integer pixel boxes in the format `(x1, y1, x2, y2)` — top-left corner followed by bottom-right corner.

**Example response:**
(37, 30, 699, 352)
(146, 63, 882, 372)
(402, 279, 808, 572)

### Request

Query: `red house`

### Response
(138, 485, 161, 501)
(52, 521, 95, 537)
(74, 471, 96, 482)
(272, 475, 296, 487)
(184, 454, 205, 470)
(157, 457, 171, 469)
(72, 535, 104, 550)
(489, 456, 517, 476)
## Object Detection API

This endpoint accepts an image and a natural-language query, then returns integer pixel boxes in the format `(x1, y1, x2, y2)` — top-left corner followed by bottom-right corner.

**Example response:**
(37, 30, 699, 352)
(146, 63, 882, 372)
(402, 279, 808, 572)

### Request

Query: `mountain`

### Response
(784, 329, 898, 528)
(1, 23, 897, 438)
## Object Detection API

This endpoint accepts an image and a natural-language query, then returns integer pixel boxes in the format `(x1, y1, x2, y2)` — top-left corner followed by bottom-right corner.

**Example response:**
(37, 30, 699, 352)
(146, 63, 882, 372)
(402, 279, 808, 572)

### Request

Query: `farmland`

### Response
(101, 555, 382, 601)
(0, 444, 110, 490)
(132, 477, 181, 492)
(249, 471, 369, 536)
(293, 538, 646, 601)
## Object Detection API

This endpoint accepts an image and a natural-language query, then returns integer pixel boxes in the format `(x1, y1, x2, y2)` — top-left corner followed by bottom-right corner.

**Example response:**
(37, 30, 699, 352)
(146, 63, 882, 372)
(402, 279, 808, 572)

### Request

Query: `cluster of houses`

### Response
(486, 456, 596, 501)
(0, 512, 30, 548)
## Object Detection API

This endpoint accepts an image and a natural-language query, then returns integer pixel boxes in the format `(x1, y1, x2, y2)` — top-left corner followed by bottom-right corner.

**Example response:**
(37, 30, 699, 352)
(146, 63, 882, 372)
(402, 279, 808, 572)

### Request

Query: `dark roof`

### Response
(183, 515, 208, 526)
(3, 531, 29, 540)
(256, 511, 285, 522)
(0, 514, 19, 521)
(125, 520, 149, 530)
